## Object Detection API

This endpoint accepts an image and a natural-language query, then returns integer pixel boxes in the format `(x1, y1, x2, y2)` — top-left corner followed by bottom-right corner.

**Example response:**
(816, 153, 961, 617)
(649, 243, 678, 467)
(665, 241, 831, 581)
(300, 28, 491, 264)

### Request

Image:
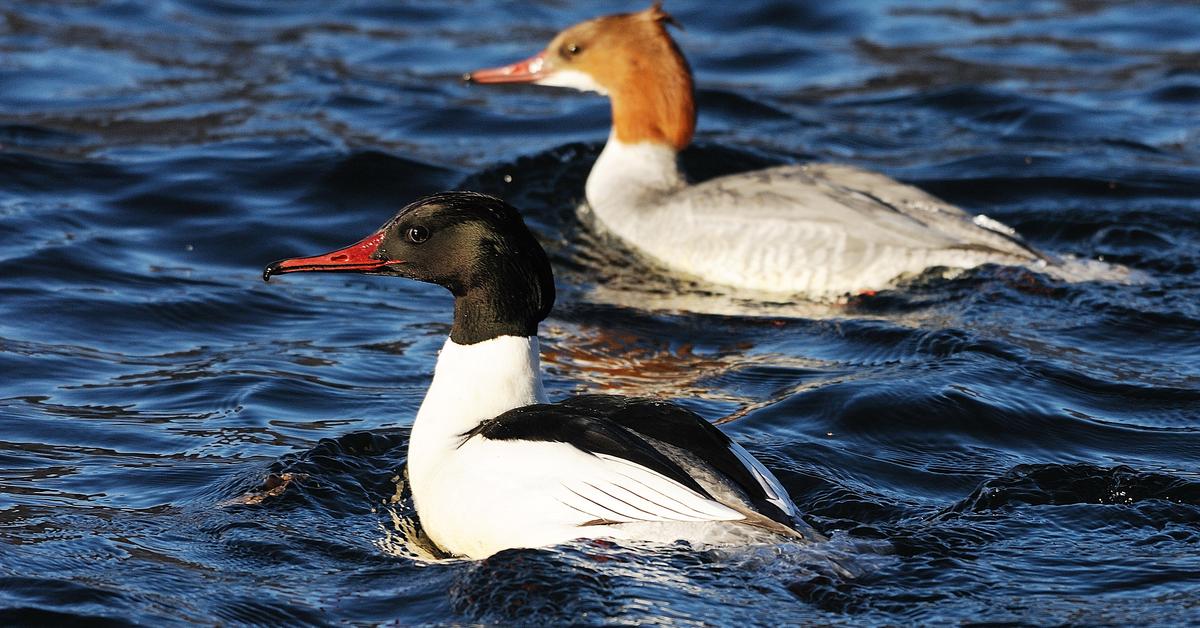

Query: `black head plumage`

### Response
(265, 191, 556, 344)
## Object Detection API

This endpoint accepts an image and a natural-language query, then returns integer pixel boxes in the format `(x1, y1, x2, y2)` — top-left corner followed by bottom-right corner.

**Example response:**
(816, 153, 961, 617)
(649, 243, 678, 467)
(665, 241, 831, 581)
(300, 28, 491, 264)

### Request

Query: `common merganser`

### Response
(264, 191, 821, 559)
(466, 4, 1061, 298)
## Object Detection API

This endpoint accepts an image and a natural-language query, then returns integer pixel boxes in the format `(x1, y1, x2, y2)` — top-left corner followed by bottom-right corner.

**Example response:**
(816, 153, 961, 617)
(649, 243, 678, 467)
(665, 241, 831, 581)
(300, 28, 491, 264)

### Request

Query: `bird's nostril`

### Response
(331, 254, 348, 262)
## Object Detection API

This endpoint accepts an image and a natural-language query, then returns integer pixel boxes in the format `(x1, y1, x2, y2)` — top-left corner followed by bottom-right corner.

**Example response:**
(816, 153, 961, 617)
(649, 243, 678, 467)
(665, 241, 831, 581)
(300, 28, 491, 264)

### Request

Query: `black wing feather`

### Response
(560, 396, 777, 506)
(462, 401, 714, 498)
(462, 394, 789, 523)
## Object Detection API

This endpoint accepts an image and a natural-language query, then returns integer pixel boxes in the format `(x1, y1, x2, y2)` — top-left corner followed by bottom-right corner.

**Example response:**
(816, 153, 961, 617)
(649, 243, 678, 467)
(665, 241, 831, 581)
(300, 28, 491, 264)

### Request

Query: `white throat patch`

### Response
(536, 69, 608, 95)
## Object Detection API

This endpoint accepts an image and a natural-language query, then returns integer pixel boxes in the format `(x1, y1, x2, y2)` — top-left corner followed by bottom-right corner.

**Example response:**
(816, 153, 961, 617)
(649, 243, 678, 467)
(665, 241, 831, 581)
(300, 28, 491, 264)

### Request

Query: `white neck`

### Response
(585, 133, 685, 216)
(407, 335, 546, 487)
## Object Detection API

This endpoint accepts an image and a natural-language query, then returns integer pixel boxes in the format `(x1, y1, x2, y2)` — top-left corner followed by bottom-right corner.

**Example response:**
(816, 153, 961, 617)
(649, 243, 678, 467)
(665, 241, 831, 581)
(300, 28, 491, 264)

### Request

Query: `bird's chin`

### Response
(534, 69, 609, 96)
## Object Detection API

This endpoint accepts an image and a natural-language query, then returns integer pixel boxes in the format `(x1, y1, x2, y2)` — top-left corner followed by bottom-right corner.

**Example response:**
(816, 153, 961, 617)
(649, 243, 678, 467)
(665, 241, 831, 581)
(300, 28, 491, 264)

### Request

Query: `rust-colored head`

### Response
(468, 4, 695, 151)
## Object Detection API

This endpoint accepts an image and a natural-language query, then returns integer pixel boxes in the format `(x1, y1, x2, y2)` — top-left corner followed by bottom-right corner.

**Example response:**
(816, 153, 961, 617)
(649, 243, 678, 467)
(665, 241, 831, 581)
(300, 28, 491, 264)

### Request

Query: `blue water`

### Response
(2, 0, 1200, 624)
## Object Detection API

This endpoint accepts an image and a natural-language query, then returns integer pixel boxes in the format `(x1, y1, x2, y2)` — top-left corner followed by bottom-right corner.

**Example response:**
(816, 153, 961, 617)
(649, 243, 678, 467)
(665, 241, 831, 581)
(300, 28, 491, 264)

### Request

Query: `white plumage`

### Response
(585, 138, 1047, 297)
(406, 336, 806, 559)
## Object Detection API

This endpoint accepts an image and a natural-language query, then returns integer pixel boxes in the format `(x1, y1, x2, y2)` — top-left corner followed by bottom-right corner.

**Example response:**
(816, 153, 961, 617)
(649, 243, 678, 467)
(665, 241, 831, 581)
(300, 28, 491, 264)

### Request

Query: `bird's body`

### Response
(413, 335, 804, 557)
(468, 4, 1070, 298)
(265, 192, 819, 559)
(586, 138, 1044, 293)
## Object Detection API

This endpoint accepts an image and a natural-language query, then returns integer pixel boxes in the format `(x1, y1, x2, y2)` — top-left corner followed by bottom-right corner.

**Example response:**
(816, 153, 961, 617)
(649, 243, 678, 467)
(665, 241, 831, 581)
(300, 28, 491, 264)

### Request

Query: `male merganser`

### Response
(264, 191, 820, 559)
(466, 4, 1059, 298)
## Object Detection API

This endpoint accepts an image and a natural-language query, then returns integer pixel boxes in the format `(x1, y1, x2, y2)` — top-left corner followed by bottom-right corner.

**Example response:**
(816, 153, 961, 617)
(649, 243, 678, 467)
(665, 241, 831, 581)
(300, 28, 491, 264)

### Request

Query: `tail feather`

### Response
(1038, 255, 1149, 285)
(724, 502, 827, 542)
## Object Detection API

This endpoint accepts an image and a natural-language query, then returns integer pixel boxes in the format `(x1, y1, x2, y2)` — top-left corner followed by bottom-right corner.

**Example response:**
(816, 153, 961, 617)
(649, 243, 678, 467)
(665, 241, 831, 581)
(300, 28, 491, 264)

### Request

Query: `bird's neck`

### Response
(607, 35, 695, 150)
(408, 335, 546, 481)
(585, 132, 686, 215)
(585, 53, 693, 213)
(450, 286, 541, 345)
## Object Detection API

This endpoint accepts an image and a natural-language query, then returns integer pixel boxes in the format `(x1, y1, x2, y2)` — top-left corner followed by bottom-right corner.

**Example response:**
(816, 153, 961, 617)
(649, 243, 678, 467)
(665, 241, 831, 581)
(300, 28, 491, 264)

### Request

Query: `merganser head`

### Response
(264, 191, 555, 345)
(466, 3, 695, 151)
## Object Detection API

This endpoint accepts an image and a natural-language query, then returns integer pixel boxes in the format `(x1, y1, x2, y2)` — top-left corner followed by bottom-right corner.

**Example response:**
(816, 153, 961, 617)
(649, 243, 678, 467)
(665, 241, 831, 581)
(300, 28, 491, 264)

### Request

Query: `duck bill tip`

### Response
(466, 51, 549, 84)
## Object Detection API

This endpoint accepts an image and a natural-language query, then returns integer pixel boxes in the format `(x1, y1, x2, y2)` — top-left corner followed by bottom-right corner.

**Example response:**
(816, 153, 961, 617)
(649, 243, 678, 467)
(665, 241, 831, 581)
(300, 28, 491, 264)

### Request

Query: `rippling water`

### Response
(2, 0, 1199, 624)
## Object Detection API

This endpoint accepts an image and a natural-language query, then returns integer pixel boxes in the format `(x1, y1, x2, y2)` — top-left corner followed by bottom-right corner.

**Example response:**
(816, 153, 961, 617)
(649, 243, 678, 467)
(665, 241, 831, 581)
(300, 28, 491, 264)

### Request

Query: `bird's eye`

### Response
(406, 226, 430, 244)
(563, 43, 582, 57)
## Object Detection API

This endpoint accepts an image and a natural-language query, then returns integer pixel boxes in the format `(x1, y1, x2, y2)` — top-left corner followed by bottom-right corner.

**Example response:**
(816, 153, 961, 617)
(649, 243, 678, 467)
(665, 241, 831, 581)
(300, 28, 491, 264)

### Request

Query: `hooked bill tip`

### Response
(262, 262, 281, 283)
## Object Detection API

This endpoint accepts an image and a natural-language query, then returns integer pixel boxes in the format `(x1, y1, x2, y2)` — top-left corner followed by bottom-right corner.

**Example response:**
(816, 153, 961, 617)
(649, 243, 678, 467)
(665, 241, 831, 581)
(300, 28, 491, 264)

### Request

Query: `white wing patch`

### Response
(558, 453, 744, 525)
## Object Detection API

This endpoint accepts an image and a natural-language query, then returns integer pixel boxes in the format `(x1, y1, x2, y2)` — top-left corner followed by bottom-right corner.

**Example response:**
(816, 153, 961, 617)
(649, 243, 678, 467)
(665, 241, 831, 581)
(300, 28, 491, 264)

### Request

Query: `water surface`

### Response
(2, 0, 1199, 624)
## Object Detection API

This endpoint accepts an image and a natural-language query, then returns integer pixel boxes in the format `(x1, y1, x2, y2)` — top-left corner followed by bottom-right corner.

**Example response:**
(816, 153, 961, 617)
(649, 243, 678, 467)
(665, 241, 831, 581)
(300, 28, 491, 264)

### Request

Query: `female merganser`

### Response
(264, 191, 820, 559)
(466, 4, 1057, 298)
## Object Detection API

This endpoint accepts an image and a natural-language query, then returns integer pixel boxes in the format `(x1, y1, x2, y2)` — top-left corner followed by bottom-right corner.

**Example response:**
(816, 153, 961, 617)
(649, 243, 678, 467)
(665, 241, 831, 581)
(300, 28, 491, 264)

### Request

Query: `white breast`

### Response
(406, 336, 546, 546)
